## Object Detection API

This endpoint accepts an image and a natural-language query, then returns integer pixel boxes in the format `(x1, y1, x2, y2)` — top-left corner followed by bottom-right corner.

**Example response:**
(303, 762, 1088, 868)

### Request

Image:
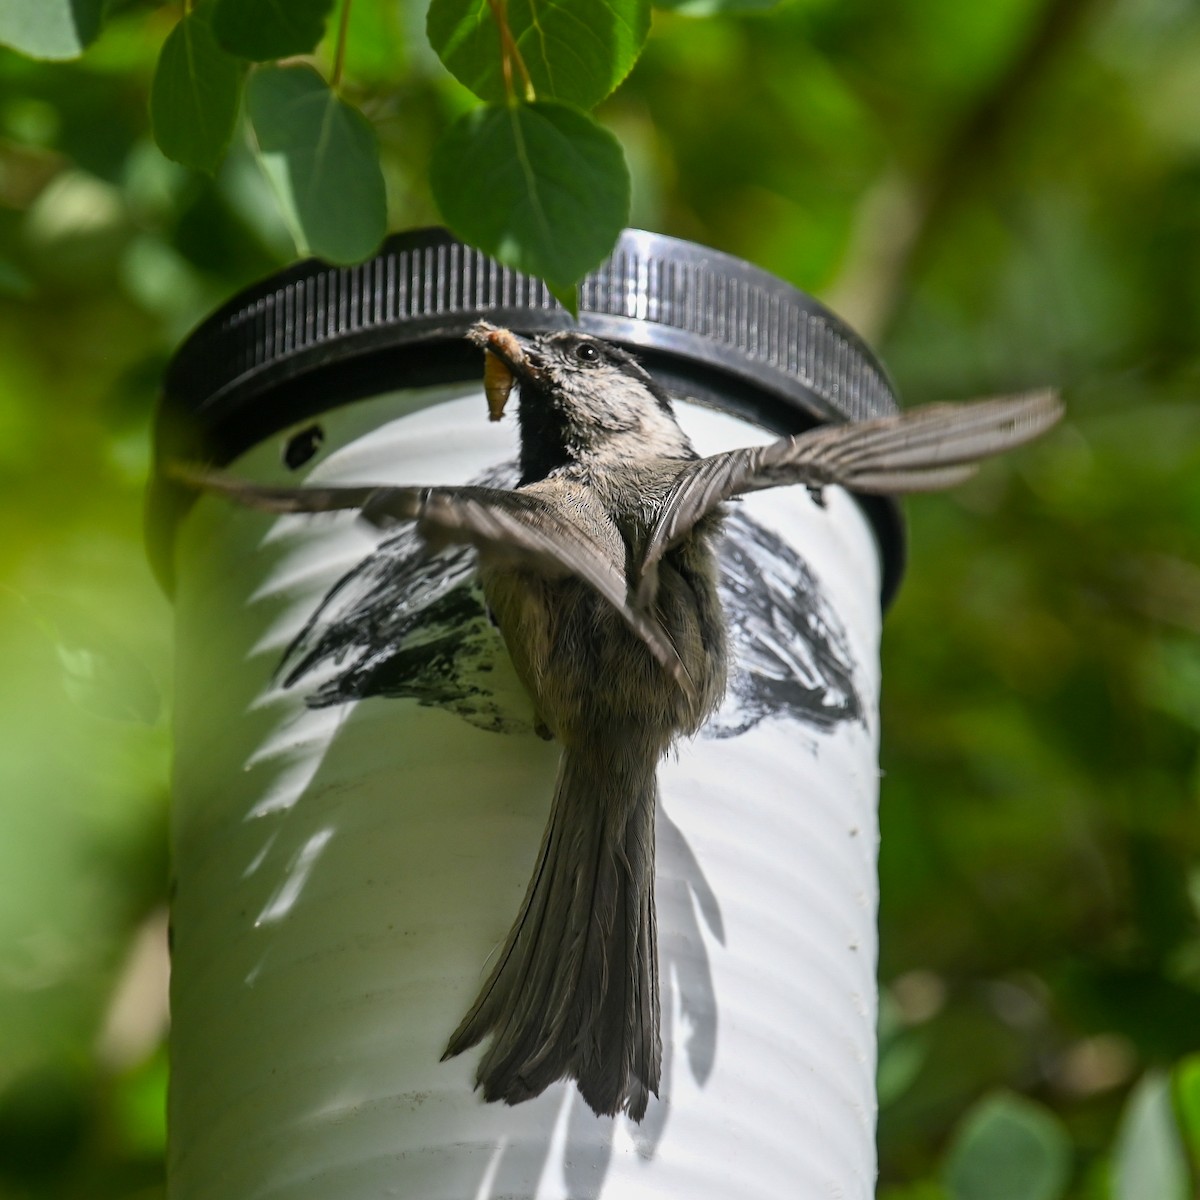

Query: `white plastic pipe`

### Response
(169, 383, 882, 1200)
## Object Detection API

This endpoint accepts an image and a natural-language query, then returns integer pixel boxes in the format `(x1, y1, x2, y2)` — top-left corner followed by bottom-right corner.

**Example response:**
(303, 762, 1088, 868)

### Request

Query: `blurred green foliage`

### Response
(0, 0, 1197, 1197)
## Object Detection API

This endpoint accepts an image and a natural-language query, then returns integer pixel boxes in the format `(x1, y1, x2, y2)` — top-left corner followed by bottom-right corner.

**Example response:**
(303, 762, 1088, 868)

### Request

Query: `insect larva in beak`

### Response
(484, 351, 515, 422)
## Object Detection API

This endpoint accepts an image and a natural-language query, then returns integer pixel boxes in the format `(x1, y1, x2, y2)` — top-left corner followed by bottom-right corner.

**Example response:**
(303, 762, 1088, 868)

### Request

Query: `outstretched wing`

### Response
(635, 389, 1063, 607)
(170, 464, 688, 688)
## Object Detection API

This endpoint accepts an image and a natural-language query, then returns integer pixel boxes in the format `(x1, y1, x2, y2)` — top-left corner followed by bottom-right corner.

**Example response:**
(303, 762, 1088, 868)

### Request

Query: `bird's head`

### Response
(468, 322, 693, 483)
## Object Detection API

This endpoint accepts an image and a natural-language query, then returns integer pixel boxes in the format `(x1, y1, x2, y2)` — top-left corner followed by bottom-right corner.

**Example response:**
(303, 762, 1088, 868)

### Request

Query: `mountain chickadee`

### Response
(171, 321, 1063, 1121)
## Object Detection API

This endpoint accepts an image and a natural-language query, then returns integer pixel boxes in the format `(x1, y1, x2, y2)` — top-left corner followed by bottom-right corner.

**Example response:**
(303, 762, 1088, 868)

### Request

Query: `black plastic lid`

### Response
(150, 227, 905, 601)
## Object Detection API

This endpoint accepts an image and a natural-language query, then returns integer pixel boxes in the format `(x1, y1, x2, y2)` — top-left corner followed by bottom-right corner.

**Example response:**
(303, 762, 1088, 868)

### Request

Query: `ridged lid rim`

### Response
(160, 226, 900, 443)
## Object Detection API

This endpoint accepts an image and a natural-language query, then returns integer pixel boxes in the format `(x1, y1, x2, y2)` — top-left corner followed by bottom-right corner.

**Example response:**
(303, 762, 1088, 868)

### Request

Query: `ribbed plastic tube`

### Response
(168, 382, 881, 1200)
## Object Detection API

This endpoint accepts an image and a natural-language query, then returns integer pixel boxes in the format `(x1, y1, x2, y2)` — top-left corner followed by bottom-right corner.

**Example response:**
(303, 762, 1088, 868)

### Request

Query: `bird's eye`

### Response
(573, 342, 601, 364)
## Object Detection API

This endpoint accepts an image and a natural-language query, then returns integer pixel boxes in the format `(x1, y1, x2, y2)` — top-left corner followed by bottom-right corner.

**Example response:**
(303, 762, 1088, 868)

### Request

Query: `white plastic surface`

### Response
(169, 385, 882, 1200)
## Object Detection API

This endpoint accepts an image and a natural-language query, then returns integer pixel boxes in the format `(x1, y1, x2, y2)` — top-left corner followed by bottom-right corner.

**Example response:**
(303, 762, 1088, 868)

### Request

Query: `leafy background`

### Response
(1, 0, 1199, 1197)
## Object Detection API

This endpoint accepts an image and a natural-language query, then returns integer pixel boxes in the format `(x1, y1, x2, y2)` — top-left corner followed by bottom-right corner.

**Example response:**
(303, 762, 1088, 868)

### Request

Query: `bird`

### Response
(169, 320, 1063, 1121)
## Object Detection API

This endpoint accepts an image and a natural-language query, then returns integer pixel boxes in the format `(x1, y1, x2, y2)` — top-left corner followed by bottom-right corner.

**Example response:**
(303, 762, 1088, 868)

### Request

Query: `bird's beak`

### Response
(467, 321, 545, 421)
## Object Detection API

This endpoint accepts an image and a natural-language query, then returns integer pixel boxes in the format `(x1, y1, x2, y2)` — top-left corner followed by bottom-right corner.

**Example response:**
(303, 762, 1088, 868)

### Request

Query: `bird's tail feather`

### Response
(443, 746, 661, 1120)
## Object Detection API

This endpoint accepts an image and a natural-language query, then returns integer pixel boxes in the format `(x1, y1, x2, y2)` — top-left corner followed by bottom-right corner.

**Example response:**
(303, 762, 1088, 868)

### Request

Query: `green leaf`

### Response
(342, 0, 406, 83)
(427, 0, 650, 110)
(1176, 1054, 1200, 1159)
(4, 592, 161, 727)
(0, 0, 104, 60)
(245, 64, 387, 265)
(1112, 1071, 1190, 1200)
(49, 604, 162, 726)
(880, 1186, 951, 1200)
(877, 990, 929, 1108)
(878, 1030, 928, 1107)
(430, 101, 629, 310)
(150, 3, 246, 174)
(654, 0, 780, 9)
(211, 0, 335, 62)
(112, 1046, 169, 1155)
(943, 1092, 1071, 1200)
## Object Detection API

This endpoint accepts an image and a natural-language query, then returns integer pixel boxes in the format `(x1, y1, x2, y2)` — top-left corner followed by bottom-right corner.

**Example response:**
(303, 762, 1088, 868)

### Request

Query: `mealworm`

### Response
(484, 347, 516, 422)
